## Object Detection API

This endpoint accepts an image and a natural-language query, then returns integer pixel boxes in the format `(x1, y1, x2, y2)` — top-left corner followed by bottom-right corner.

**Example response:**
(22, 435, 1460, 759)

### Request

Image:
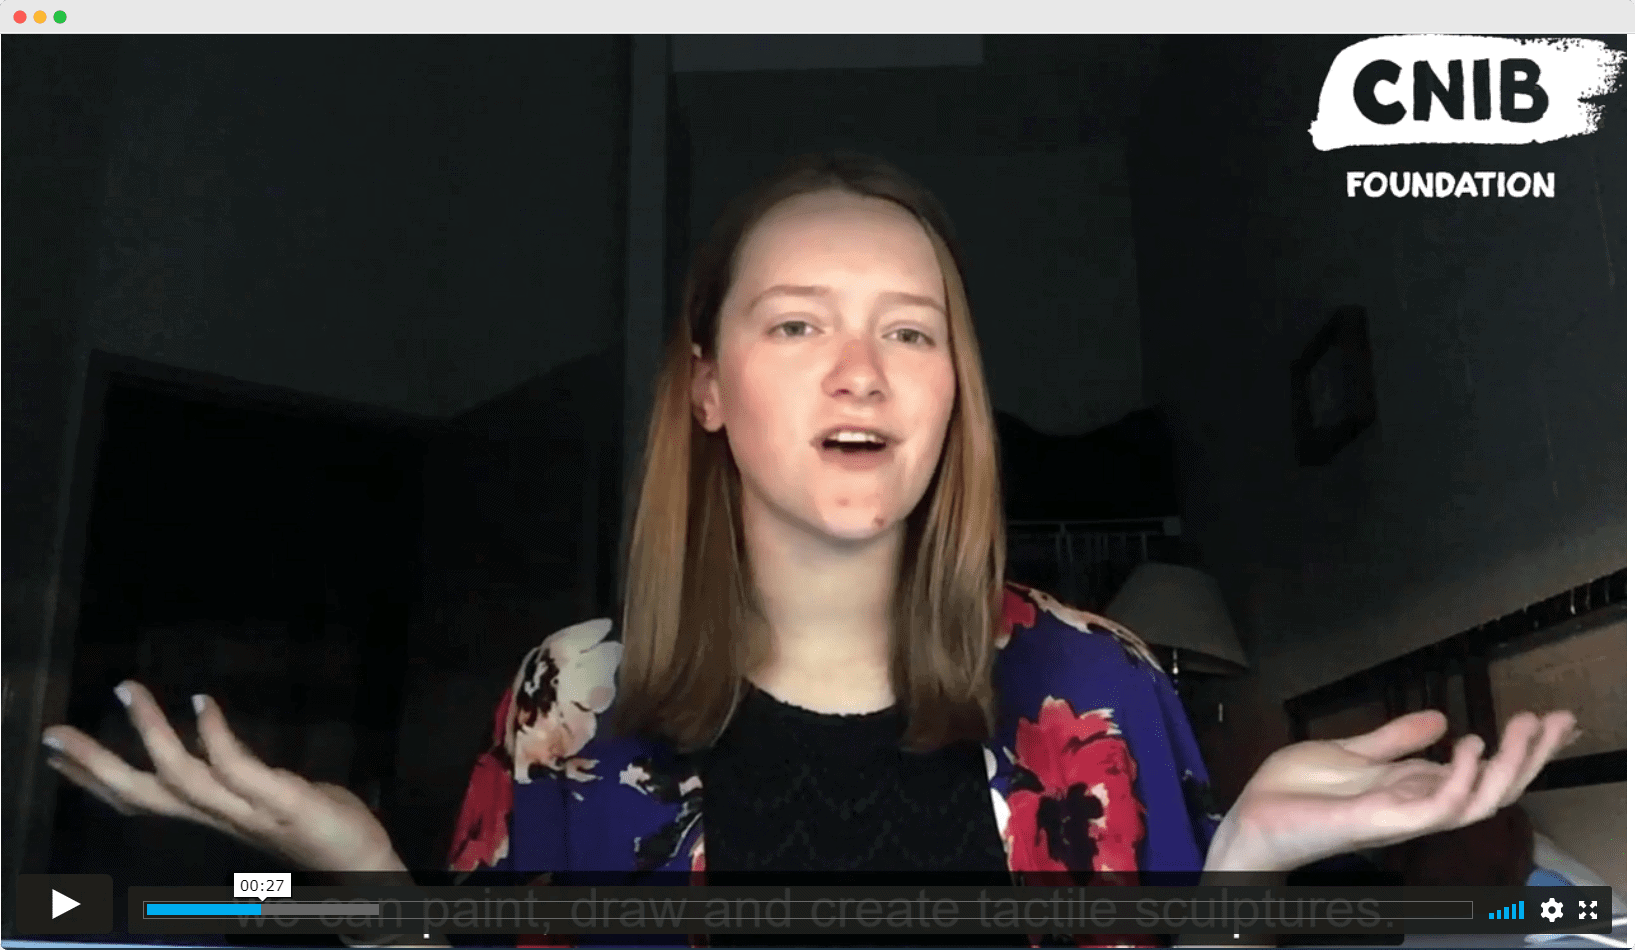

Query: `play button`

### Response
(16, 874, 111, 934)
(51, 889, 81, 919)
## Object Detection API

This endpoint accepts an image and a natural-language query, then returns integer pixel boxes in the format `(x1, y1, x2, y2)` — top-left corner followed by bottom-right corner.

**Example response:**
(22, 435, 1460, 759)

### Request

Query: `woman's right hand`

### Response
(42, 680, 405, 876)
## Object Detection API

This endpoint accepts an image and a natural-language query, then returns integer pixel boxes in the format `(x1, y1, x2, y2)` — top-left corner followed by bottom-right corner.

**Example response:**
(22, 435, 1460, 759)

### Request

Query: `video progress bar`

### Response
(145, 903, 382, 917)
(145, 899, 1474, 921)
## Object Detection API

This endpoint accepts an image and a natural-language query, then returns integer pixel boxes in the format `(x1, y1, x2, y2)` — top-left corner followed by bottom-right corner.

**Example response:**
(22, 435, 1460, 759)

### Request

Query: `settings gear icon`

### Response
(1540, 898, 1565, 923)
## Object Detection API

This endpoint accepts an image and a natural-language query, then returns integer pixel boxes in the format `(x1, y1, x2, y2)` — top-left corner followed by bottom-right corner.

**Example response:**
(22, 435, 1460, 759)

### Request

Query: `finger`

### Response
(48, 732, 219, 826)
(41, 725, 123, 775)
(116, 680, 192, 771)
(44, 721, 245, 837)
(1335, 710, 1448, 762)
(1505, 710, 1577, 802)
(193, 694, 306, 814)
(1457, 713, 1540, 826)
(43, 725, 181, 816)
(118, 682, 257, 825)
(42, 750, 138, 816)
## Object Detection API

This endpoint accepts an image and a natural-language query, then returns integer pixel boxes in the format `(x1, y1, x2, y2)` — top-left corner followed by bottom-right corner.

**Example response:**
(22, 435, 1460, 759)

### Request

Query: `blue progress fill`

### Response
(146, 903, 263, 916)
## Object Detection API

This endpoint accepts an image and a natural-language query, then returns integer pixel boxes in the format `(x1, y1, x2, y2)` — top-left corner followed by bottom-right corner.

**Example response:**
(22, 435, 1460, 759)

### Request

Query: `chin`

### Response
(814, 509, 902, 543)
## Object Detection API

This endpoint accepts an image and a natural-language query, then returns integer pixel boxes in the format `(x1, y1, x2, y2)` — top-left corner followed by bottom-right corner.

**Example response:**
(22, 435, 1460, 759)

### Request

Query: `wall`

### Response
(84, 36, 629, 419)
(671, 35, 984, 73)
(2, 35, 126, 936)
(8, 36, 635, 896)
(1133, 38, 1627, 709)
(675, 37, 1162, 437)
(397, 348, 622, 869)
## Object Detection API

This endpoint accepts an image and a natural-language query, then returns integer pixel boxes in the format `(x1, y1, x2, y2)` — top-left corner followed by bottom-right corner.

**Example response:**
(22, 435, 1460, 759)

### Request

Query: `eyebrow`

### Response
(746, 284, 946, 315)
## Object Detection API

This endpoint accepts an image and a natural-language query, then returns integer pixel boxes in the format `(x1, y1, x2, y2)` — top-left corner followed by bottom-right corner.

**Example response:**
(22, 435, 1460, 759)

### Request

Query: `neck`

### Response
(741, 503, 903, 713)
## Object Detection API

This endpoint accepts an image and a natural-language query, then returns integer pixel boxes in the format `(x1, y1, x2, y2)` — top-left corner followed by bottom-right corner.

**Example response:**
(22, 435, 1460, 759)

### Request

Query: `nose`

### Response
(823, 336, 887, 403)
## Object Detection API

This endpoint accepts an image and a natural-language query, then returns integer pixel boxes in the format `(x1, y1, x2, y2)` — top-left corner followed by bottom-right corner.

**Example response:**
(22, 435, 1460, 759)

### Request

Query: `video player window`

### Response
(6, 28, 1625, 950)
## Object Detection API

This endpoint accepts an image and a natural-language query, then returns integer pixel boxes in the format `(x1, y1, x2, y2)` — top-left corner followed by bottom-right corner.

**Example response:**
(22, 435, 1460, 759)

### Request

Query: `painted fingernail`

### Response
(192, 694, 208, 716)
(113, 683, 133, 707)
(42, 734, 65, 752)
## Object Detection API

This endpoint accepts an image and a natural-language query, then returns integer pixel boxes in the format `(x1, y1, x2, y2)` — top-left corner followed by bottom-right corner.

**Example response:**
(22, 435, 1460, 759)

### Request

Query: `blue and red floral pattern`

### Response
(449, 586, 1219, 948)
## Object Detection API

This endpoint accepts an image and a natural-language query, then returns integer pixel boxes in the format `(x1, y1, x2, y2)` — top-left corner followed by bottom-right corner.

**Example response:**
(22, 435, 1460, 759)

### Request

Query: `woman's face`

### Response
(694, 189, 957, 545)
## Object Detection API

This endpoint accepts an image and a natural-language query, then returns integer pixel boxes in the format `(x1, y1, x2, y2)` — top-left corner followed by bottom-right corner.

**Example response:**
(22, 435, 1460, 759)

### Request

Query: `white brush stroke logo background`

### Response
(1310, 35, 1624, 151)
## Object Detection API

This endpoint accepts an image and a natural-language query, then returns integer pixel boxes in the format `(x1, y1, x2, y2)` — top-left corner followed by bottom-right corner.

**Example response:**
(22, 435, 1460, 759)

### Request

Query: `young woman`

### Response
(43, 153, 1577, 946)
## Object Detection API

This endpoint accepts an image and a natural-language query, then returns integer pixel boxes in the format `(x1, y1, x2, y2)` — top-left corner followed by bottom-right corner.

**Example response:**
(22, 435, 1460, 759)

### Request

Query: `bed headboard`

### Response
(1283, 568, 1627, 793)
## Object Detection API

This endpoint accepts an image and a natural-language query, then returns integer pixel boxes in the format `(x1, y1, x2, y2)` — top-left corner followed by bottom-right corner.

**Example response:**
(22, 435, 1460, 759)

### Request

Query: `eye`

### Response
(770, 319, 816, 338)
(888, 327, 935, 346)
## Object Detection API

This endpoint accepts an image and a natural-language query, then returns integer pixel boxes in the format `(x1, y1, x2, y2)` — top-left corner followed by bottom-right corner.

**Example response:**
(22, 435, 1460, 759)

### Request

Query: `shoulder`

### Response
(496, 617, 635, 784)
(998, 581, 1166, 676)
(508, 617, 623, 712)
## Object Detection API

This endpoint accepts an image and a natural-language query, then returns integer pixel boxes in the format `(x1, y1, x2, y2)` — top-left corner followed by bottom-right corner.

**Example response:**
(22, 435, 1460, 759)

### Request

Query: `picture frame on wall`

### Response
(1291, 305, 1378, 466)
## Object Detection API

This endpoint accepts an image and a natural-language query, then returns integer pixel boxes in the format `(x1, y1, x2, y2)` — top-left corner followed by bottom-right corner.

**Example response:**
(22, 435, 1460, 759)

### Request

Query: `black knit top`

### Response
(699, 682, 1026, 947)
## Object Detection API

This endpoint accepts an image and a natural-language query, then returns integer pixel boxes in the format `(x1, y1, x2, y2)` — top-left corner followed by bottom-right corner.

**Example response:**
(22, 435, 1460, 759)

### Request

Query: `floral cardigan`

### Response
(448, 583, 1220, 947)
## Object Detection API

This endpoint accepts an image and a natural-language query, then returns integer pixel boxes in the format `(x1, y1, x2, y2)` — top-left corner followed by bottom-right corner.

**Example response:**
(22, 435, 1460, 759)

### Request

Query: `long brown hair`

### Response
(614, 151, 1006, 752)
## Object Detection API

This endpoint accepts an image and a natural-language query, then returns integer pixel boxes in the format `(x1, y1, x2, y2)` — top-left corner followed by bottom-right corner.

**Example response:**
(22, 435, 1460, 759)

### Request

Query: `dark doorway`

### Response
(47, 372, 429, 890)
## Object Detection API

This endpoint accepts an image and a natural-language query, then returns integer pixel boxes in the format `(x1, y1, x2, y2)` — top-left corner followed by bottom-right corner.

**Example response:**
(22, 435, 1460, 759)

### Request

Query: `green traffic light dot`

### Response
(53, 10, 65, 22)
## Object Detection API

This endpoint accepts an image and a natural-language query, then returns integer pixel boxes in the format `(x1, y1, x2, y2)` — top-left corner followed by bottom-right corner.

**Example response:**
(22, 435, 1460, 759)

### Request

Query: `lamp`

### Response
(1104, 563, 1247, 677)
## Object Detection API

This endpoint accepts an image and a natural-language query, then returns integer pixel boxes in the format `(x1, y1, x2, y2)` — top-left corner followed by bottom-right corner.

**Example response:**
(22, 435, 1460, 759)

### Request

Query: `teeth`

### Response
(828, 431, 884, 444)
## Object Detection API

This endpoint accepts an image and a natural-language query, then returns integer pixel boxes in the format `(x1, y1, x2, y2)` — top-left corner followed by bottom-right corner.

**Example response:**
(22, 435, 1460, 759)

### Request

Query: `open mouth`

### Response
(817, 428, 892, 454)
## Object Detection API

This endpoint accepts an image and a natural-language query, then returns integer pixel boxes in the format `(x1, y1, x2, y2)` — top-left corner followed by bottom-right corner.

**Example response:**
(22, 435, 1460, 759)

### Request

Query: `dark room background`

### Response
(4, 35, 1624, 933)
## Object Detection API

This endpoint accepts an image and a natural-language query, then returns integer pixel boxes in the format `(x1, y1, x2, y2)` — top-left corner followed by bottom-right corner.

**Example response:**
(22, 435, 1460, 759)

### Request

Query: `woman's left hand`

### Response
(1204, 709, 1578, 873)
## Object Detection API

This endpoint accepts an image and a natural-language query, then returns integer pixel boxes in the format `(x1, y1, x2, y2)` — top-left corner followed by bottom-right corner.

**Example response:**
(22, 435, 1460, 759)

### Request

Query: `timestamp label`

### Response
(232, 872, 292, 901)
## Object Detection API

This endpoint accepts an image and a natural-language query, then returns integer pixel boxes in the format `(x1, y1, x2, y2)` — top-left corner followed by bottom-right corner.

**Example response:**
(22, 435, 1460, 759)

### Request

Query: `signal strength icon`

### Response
(1489, 901, 1525, 920)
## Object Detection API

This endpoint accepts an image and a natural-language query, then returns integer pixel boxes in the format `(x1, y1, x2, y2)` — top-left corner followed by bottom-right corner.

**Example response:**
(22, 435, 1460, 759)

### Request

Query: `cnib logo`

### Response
(1310, 35, 1624, 150)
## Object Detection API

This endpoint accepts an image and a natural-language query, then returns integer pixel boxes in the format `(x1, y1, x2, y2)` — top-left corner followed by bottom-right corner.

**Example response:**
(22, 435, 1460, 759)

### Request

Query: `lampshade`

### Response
(1104, 563, 1247, 674)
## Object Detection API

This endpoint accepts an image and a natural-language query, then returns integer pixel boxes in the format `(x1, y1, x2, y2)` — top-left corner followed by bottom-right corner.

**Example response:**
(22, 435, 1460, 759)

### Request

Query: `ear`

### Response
(690, 343, 724, 432)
